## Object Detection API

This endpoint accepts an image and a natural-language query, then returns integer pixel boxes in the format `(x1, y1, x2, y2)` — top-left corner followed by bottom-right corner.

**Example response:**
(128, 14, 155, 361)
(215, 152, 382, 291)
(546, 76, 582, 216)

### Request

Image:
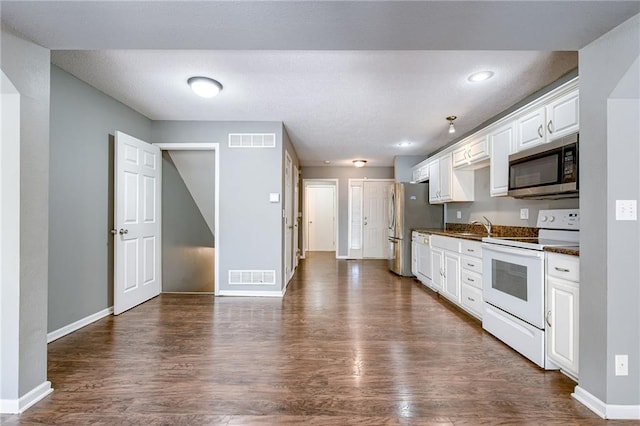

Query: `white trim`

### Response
(218, 290, 284, 297)
(573, 386, 640, 420)
(336, 255, 350, 259)
(47, 307, 114, 343)
(302, 179, 339, 259)
(162, 292, 214, 295)
(0, 381, 53, 414)
(153, 143, 220, 296)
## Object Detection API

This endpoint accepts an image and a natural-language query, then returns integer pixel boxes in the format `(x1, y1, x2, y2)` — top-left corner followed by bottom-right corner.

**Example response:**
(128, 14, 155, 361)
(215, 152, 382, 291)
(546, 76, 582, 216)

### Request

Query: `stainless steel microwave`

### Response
(508, 133, 578, 199)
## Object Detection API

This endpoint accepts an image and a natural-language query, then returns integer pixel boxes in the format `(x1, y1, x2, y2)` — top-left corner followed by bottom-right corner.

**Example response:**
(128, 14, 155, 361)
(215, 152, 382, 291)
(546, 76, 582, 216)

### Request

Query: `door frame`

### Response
(154, 143, 220, 295)
(302, 179, 338, 259)
(347, 178, 394, 259)
(284, 150, 294, 282)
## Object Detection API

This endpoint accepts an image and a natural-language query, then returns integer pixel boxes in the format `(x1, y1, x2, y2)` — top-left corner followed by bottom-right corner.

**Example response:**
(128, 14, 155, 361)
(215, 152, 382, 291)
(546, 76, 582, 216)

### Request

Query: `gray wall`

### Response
(301, 166, 394, 257)
(394, 155, 426, 182)
(444, 167, 579, 227)
(151, 121, 286, 294)
(1, 24, 50, 397)
(49, 65, 152, 331)
(579, 13, 640, 406)
(162, 152, 214, 292)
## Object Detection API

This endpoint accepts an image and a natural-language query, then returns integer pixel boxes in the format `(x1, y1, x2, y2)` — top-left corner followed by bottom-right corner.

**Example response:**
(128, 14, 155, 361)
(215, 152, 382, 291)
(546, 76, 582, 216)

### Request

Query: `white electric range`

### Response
(481, 209, 579, 368)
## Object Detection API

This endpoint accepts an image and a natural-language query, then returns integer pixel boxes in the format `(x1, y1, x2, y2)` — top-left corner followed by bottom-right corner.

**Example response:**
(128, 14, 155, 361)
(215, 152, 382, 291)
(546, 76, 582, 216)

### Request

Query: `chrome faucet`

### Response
(471, 216, 493, 236)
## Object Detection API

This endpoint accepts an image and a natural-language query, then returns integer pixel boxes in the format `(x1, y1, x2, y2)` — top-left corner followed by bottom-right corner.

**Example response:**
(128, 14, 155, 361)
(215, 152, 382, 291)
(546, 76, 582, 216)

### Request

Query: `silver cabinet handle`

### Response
(547, 120, 554, 134)
(467, 277, 475, 282)
(364, 222, 367, 226)
(546, 310, 552, 327)
(538, 124, 544, 138)
(467, 263, 475, 267)
(467, 248, 475, 253)
(467, 296, 475, 302)
(119, 228, 128, 235)
(554, 266, 570, 273)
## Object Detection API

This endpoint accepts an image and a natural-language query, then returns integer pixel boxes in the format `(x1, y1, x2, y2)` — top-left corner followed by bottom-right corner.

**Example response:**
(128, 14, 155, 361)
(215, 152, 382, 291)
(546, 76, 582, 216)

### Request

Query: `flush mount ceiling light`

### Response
(397, 141, 412, 147)
(468, 71, 495, 82)
(446, 116, 457, 134)
(353, 160, 367, 168)
(323, 160, 331, 164)
(187, 76, 223, 98)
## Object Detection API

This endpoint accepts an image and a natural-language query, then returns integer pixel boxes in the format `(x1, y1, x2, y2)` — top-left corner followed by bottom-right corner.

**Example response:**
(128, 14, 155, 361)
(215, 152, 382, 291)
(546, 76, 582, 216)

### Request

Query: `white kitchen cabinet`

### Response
(412, 164, 430, 183)
(429, 154, 474, 204)
(489, 122, 515, 197)
(430, 247, 444, 292)
(453, 135, 490, 169)
(546, 253, 580, 380)
(460, 239, 483, 319)
(545, 89, 579, 140)
(516, 107, 546, 152)
(417, 239, 431, 284)
(443, 251, 461, 303)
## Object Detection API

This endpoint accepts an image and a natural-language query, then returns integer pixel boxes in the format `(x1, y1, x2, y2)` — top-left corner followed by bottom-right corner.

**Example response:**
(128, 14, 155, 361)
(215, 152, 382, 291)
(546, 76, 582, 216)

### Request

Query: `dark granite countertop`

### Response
(544, 246, 580, 257)
(413, 223, 539, 242)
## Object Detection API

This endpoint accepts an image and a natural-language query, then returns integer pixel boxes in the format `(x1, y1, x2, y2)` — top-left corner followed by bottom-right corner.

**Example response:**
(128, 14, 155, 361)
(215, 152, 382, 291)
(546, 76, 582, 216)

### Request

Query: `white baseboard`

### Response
(0, 381, 53, 414)
(47, 306, 113, 343)
(335, 255, 349, 259)
(573, 385, 640, 419)
(218, 290, 284, 297)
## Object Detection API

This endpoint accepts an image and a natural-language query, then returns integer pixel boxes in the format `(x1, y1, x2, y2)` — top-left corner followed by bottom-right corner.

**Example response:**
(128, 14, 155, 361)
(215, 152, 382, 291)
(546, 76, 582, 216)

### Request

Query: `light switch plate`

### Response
(269, 193, 280, 203)
(615, 354, 629, 376)
(616, 200, 637, 221)
(456, 211, 462, 219)
(520, 208, 529, 220)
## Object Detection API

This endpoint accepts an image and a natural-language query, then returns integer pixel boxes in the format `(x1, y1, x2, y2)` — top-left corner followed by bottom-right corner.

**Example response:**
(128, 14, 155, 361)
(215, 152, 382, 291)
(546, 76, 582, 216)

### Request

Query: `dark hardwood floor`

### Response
(3, 252, 624, 425)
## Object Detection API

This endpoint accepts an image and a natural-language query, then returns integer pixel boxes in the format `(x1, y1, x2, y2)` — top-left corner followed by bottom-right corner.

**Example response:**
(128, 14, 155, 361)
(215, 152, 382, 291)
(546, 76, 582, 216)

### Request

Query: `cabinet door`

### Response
(468, 136, 490, 163)
(489, 123, 515, 197)
(443, 251, 460, 303)
(516, 107, 546, 152)
(418, 242, 431, 281)
(411, 241, 418, 277)
(547, 277, 579, 377)
(438, 154, 453, 201)
(430, 248, 444, 292)
(452, 145, 470, 168)
(428, 160, 440, 203)
(546, 90, 579, 140)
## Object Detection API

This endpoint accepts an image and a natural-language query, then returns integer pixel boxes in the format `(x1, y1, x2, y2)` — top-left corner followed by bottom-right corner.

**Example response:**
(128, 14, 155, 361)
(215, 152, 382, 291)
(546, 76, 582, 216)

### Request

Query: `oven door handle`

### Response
(481, 243, 545, 259)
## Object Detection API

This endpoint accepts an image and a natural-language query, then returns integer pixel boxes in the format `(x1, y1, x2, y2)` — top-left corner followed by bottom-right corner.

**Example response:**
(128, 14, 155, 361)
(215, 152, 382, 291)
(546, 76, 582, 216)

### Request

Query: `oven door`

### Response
(482, 243, 545, 329)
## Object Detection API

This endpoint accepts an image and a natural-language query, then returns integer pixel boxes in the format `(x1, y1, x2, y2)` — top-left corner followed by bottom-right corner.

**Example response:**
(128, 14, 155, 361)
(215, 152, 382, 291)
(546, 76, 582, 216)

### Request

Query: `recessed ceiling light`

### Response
(468, 71, 495, 83)
(353, 160, 367, 168)
(188, 76, 223, 98)
(323, 160, 331, 164)
(397, 142, 412, 147)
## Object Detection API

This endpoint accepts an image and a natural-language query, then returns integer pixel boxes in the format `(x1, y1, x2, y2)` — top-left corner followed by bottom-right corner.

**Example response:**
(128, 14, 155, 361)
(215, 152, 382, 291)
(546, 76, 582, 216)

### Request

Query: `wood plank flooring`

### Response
(2, 252, 623, 425)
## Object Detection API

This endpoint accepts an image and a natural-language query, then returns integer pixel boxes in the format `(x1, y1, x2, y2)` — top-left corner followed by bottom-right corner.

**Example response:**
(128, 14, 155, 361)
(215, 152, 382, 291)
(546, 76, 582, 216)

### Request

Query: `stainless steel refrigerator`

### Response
(388, 182, 443, 276)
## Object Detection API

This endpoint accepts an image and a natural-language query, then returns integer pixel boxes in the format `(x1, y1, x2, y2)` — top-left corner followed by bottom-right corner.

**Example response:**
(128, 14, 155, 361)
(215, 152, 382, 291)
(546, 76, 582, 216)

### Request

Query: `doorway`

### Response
(348, 179, 393, 259)
(303, 180, 338, 256)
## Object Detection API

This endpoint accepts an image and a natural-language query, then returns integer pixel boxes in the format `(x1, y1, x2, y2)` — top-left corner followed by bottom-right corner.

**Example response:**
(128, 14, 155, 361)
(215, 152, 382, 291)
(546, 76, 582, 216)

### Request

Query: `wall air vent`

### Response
(228, 133, 276, 148)
(228, 270, 276, 285)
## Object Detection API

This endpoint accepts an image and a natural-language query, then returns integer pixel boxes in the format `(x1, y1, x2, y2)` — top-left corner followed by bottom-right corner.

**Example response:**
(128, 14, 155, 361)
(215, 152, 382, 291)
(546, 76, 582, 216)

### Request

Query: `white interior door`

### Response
(293, 164, 300, 268)
(284, 151, 293, 281)
(307, 186, 335, 251)
(363, 181, 391, 258)
(114, 131, 161, 315)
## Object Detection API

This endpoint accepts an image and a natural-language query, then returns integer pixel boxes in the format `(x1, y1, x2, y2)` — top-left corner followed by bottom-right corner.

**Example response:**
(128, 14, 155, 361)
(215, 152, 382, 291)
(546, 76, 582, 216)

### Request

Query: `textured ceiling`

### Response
(3, 1, 638, 166)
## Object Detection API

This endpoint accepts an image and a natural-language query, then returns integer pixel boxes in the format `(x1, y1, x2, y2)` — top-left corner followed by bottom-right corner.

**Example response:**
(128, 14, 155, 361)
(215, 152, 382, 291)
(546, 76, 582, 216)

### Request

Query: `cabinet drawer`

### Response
(461, 256, 482, 274)
(461, 269, 482, 290)
(430, 235, 461, 253)
(547, 253, 579, 282)
(461, 283, 483, 318)
(461, 240, 482, 258)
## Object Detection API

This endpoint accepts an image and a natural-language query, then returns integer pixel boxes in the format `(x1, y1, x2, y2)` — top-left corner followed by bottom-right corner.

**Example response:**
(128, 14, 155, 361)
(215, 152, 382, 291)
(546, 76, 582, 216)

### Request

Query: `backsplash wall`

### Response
(444, 167, 579, 227)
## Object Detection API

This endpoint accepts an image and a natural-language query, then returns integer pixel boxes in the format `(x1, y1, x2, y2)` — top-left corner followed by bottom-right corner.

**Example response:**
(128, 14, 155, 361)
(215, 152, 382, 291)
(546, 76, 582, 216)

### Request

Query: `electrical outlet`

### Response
(456, 211, 462, 219)
(520, 208, 529, 220)
(615, 354, 629, 376)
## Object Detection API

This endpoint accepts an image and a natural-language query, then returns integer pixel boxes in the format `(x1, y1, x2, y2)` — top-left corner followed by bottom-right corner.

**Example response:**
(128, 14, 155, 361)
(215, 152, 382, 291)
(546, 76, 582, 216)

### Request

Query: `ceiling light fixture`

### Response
(446, 116, 457, 134)
(353, 160, 367, 168)
(468, 71, 495, 82)
(188, 76, 223, 98)
(397, 142, 412, 147)
(323, 160, 331, 164)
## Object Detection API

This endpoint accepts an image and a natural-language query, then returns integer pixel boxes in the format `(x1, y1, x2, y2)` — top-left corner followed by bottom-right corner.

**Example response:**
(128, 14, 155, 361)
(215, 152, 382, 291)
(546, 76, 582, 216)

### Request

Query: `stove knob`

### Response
(548, 216, 556, 222)
(540, 216, 548, 222)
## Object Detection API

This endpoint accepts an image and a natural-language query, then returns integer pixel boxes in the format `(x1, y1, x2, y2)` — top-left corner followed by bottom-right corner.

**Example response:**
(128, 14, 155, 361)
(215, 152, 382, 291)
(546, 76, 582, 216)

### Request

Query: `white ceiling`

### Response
(2, 1, 639, 166)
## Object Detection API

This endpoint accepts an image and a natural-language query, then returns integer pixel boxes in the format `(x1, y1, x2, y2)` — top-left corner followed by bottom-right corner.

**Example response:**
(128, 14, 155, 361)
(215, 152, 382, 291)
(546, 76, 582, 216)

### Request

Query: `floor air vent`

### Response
(228, 270, 276, 285)
(228, 133, 276, 148)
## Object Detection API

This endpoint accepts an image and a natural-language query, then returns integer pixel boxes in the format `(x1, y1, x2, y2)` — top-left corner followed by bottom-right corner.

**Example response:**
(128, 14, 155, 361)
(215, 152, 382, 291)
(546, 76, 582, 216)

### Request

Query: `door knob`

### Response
(119, 228, 129, 235)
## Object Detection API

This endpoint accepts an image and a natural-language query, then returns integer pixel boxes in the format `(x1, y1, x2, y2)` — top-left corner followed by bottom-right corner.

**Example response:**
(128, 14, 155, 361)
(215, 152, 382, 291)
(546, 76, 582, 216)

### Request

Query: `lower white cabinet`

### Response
(430, 247, 445, 292)
(546, 253, 580, 379)
(443, 251, 461, 303)
(417, 239, 431, 284)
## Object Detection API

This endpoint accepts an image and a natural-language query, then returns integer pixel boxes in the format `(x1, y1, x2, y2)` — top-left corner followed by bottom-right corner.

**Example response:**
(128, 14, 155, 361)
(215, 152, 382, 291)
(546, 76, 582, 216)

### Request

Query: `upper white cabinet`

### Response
(453, 134, 490, 169)
(545, 89, 580, 140)
(489, 122, 515, 197)
(412, 163, 430, 183)
(429, 153, 474, 204)
(515, 87, 580, 152)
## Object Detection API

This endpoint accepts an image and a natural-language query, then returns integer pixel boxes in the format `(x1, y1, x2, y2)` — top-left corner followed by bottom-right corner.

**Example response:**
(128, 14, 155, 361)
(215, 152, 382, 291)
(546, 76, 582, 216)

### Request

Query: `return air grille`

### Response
(228, 133, 276, 148)
(228, 270, 276, 285)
